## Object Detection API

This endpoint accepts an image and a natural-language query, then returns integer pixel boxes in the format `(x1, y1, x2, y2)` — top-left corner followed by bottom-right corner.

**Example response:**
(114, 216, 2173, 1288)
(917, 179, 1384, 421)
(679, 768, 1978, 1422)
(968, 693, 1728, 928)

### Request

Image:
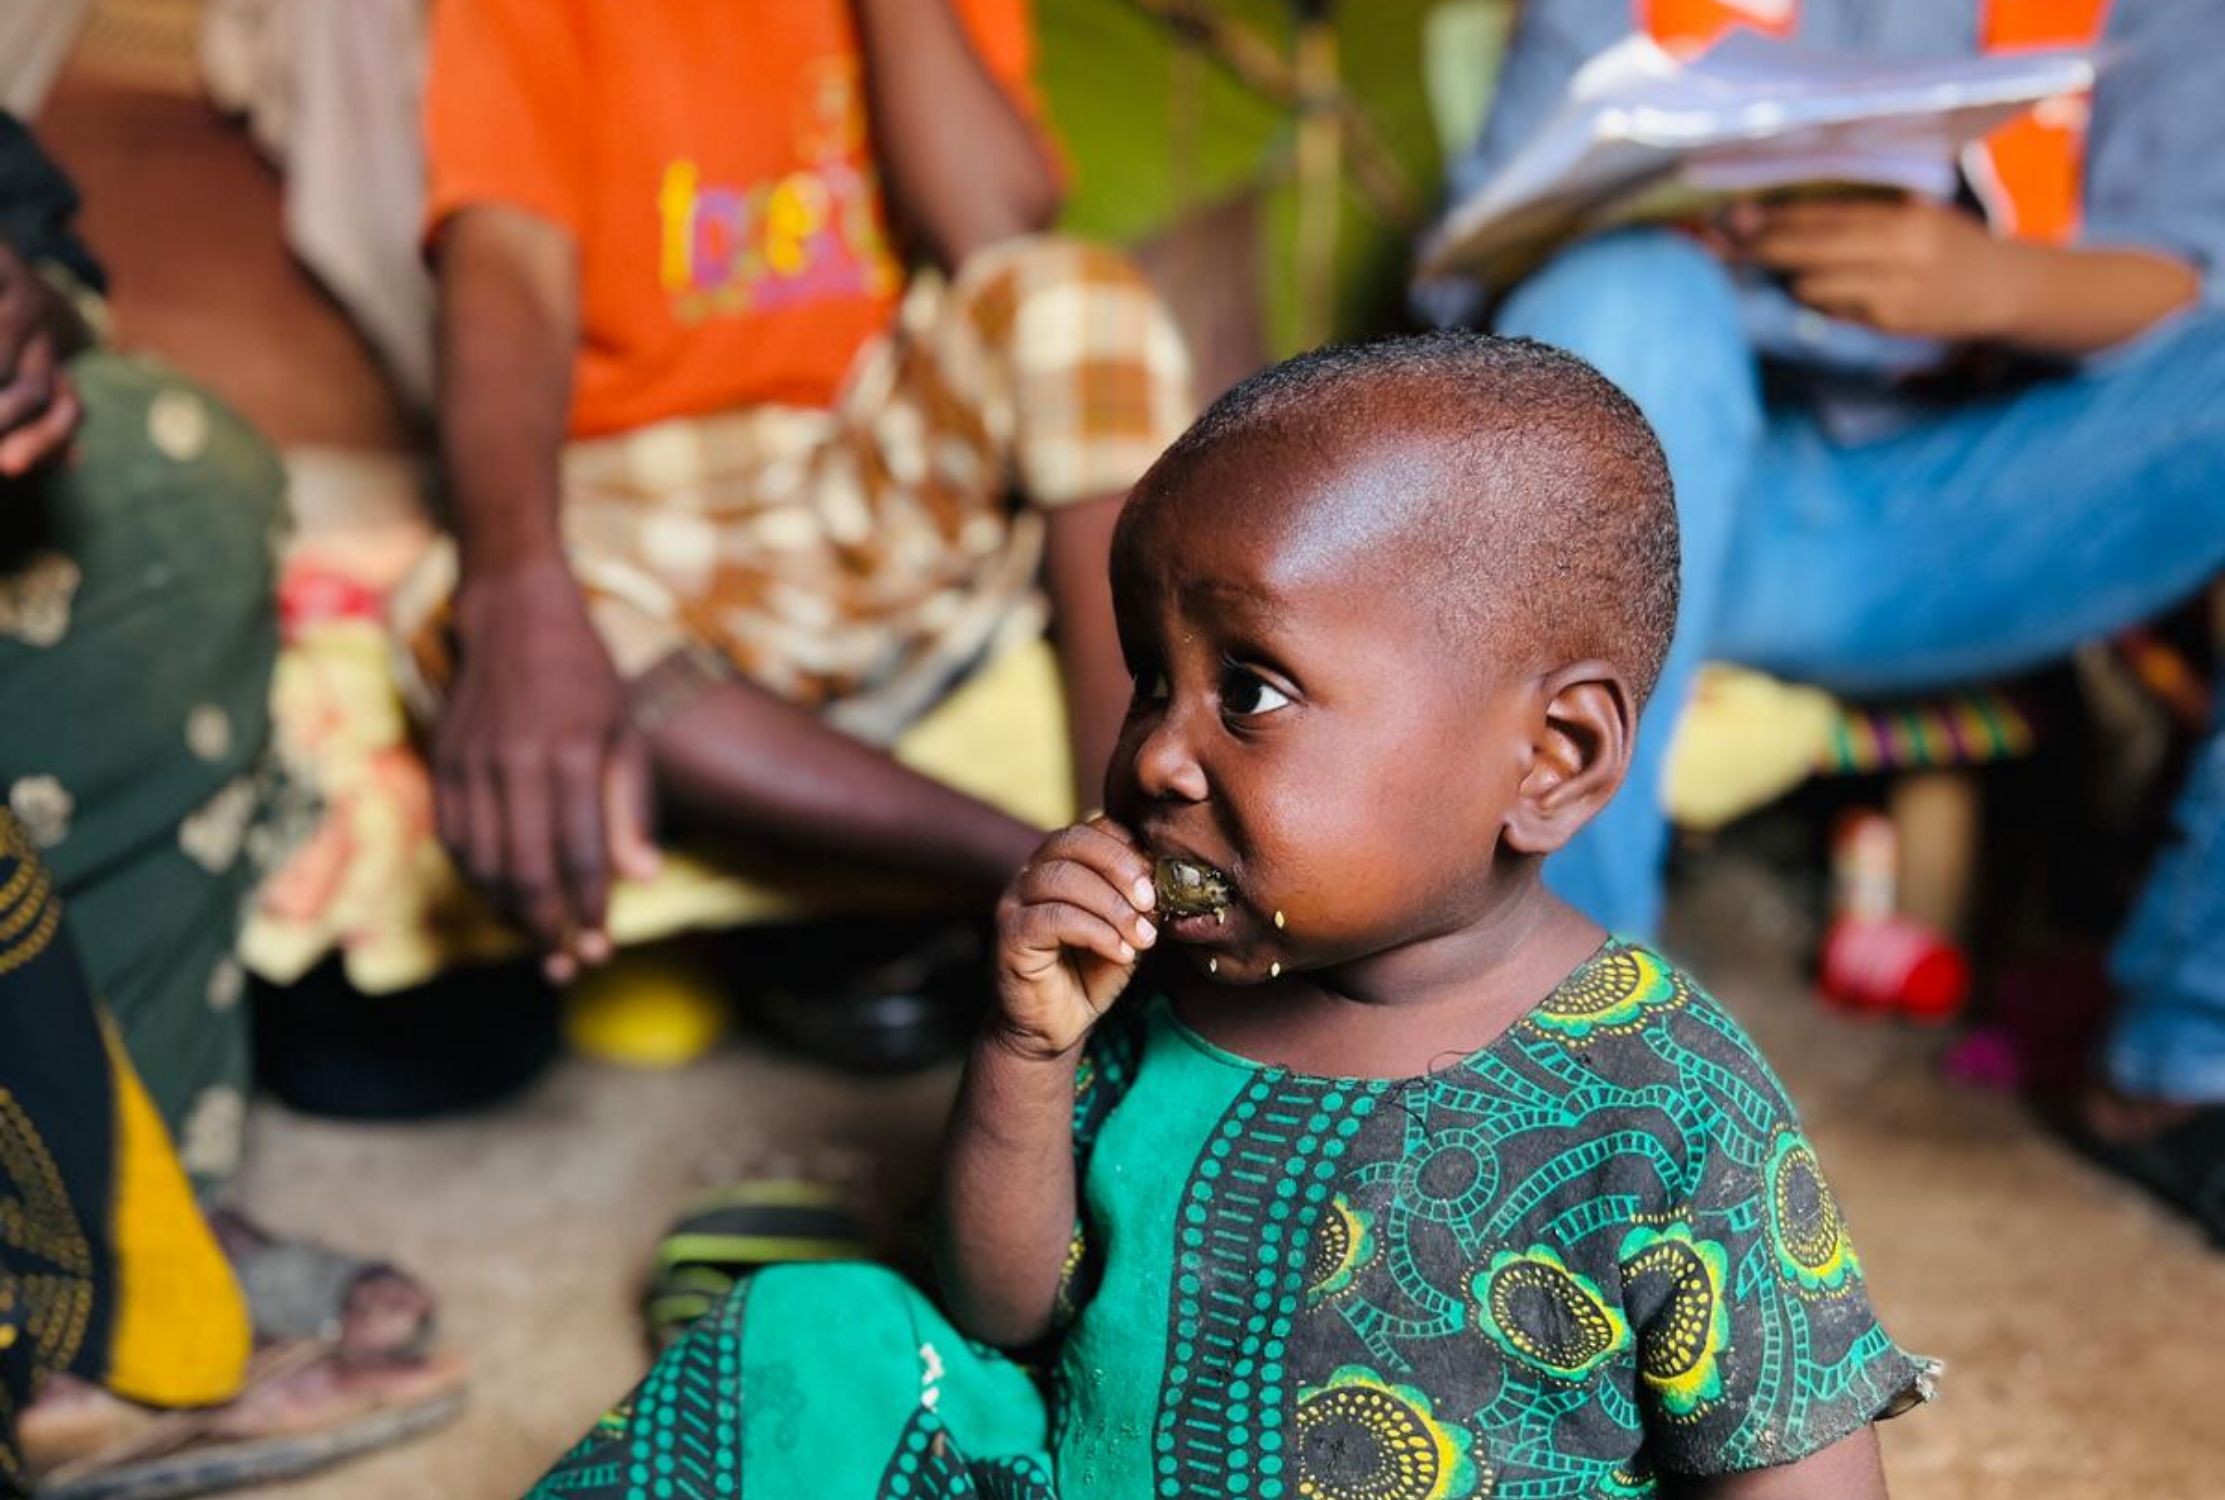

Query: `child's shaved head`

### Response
(1128, 331, 1680, 704)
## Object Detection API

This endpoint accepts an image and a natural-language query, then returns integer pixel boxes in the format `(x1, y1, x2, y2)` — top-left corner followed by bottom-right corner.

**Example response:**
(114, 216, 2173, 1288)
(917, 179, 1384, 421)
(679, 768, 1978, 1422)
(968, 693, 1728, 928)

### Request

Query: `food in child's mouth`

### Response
(1154, 857, 1232, 919)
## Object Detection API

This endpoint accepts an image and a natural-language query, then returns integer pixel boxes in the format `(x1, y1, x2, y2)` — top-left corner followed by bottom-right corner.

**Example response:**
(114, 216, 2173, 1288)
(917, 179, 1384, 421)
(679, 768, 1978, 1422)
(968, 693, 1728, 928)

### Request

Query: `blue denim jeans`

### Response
(1497, 229, 2225, 1102)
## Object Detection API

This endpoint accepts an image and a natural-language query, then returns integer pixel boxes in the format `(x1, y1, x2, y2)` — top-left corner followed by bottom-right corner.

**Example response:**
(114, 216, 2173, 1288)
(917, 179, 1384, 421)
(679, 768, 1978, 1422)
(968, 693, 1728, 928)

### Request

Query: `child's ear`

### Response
(1503, 663, 1635, 856)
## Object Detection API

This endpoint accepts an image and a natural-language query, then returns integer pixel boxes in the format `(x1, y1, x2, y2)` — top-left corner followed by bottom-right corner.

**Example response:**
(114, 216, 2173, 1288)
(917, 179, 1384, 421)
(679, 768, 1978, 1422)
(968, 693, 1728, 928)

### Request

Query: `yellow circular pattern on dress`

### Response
(0, 1092, 95, 1371)
(1296, 1385, 1436, 1500)
(1632, 1242, 1714, 1383)
(1294, 1367, 1483, 1499)
(1311, 1201, 1353, 1283)
(1766, 1132, 1858, 1293)
(1615, 1222, 1732, 1418)
(1523, 947, 1685, 1043)
(1306, 1195, 1379, 1305)
(1488, 1261, 1621, 1371)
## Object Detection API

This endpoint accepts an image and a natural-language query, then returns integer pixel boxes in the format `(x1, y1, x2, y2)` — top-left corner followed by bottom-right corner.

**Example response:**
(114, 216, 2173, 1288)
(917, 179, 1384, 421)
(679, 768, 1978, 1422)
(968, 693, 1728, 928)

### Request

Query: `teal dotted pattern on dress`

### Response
(1151, 1069, 1389, 1499)
(879, 1409, 1057, 1500)
(528, 1282, 746, 1500)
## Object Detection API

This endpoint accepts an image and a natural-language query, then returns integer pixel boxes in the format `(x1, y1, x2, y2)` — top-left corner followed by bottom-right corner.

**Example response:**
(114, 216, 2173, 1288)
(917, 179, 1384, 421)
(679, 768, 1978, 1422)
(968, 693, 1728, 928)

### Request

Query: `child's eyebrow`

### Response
(1177, 576, 1288, 624)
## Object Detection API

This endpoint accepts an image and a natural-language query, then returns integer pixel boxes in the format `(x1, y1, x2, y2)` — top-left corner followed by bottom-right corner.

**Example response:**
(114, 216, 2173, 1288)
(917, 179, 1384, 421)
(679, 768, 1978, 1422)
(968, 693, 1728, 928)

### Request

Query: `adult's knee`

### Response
(68, 351, 287, 592)
(2134, 312, 2225, 439)
(1501, 230, 1737, 339)
(59, 352, 285, 689)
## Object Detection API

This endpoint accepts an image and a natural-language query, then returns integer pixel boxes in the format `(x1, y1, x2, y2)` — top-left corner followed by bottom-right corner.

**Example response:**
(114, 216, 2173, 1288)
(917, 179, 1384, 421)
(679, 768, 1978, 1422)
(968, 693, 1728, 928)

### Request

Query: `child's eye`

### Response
(1134, 668, 1170, 703)
(1220, 667, 1292, 718)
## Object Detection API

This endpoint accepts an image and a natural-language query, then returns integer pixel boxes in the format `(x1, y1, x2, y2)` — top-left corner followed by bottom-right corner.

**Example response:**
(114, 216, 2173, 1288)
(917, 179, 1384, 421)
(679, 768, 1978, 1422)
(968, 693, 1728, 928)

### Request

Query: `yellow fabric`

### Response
(1662, 665, 1841, 832)
(97, 1017, 249, 1407)
(246, 623, 1076, 994)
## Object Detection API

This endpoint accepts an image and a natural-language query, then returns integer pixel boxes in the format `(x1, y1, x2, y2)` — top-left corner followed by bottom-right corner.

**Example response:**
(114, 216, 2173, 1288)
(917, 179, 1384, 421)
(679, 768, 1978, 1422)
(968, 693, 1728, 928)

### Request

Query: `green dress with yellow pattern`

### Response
(529, 941, 1931, 1499)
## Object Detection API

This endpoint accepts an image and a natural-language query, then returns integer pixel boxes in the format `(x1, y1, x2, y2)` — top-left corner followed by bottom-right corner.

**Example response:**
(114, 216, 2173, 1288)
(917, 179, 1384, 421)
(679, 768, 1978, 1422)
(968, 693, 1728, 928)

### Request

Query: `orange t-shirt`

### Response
(424, 0, 1041, 438)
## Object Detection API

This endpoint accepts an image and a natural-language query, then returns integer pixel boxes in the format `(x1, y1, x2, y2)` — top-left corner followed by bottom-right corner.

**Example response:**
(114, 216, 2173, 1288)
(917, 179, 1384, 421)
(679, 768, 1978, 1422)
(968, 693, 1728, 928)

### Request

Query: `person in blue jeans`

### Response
(1425, 0, 2225, 1240)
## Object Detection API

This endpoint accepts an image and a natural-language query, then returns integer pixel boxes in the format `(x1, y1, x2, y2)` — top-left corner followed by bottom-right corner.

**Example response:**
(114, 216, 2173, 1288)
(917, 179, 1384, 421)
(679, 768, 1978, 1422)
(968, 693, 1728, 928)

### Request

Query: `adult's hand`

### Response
(1736, 194, 2025, 343)
(1729, 192, 2201, 357)
(433, 557, 659, 979)
(0, 242, 82, 477)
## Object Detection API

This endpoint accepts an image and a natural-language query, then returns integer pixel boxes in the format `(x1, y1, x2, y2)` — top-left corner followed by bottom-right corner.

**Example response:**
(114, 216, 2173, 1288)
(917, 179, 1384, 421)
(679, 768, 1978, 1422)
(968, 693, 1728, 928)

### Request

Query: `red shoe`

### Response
(1818, 914, 1971, 1023)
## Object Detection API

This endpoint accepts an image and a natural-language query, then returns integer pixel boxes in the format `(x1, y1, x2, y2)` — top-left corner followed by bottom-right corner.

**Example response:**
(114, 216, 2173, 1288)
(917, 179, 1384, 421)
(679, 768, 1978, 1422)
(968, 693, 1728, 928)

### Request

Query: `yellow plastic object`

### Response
(1662, 665, 1839, 833)
(562, 957, 729, 1069)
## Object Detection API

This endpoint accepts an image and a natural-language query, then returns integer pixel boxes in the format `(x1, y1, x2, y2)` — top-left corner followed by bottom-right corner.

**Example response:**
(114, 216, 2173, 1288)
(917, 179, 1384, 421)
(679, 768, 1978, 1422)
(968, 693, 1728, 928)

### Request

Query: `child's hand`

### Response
(992, 817, 1158, 1061)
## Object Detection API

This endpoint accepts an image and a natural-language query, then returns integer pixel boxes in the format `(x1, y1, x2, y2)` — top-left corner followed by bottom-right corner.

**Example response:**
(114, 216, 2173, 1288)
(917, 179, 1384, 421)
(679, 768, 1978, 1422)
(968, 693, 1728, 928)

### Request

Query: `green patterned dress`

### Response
(530, 942, 1931, 1499)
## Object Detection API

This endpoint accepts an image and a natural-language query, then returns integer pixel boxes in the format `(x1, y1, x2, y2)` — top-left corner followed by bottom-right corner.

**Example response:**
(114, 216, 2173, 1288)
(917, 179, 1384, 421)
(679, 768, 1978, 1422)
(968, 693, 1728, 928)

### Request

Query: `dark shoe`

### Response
(2062, 1101, 2225, 1248)
(252, 957, 560, 1119)
(739, 920, 985, 1075)
(642, 1180, 873, 1349)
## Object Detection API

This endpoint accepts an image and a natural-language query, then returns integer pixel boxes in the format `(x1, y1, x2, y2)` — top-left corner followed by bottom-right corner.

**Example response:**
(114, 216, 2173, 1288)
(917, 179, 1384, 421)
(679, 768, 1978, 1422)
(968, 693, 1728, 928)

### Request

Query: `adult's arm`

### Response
(435, 207, 574, 580)
(851, 0, 1061, 272)
(1043, 495, 1131, 808)
(1748, 0, 2211, 357)
(1742, 197, 2199, 358)
(2005, 0, 2223, 351)
(430, 206, 656, 975)
(2076, 0, 2224, 323)
(1988, 245, 2201, 356)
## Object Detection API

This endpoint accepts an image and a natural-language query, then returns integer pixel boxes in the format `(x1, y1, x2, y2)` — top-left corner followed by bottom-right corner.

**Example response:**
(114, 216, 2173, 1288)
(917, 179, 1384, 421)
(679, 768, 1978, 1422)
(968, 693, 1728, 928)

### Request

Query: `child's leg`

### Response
(1495, 230, 1768, 936)
(527, 1263, 1056, 1500)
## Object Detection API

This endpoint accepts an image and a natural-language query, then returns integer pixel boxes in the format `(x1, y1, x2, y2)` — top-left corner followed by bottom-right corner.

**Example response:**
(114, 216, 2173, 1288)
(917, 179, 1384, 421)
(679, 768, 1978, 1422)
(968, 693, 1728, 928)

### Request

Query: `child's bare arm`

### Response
(1669, 1426, 1888, 1500)
(935, 1034, 1085, 1349)
(936, 820, 1158, 1348)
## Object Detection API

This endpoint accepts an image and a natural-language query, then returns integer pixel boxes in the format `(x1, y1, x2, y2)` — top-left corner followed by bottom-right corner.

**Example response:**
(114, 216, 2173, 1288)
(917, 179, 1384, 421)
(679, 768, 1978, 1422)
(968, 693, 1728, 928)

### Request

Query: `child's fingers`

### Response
(1011, 858, 1158, 951)
(1003, 899, 1140, 975)
(1031, 821, 1157, 913)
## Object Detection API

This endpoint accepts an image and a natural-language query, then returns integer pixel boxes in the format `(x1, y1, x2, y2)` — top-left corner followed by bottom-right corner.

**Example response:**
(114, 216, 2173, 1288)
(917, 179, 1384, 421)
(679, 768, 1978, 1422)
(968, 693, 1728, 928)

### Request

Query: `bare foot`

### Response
(206, 1209, 436, 1362)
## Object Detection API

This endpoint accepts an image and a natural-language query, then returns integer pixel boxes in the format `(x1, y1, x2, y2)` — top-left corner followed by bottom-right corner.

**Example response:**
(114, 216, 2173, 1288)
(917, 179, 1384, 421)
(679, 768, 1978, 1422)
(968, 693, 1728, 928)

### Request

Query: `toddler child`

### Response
(528, 332, 1933, 1500)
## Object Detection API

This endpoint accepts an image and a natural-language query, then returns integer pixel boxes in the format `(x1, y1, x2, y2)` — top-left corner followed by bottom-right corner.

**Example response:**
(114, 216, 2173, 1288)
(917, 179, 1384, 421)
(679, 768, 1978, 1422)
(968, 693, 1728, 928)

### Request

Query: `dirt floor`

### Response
(29, 9, 2225, 1498)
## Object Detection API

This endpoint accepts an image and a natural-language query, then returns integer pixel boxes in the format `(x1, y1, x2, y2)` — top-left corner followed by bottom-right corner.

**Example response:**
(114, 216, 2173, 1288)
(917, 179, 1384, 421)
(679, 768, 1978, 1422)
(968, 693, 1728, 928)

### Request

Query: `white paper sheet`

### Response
(1417, 33, 2096, 285)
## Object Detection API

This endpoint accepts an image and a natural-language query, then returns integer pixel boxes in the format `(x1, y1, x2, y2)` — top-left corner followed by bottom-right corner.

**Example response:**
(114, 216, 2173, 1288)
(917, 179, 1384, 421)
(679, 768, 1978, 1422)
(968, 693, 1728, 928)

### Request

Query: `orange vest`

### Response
(1639, 0, 2113, 243)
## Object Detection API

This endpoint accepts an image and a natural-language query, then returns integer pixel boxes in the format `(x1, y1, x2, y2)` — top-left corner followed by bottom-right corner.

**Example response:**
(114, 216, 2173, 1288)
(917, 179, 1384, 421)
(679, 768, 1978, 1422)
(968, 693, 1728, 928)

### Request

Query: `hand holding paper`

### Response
(1734, 194, 2027, 343)
(1416, 32, 2096, 291)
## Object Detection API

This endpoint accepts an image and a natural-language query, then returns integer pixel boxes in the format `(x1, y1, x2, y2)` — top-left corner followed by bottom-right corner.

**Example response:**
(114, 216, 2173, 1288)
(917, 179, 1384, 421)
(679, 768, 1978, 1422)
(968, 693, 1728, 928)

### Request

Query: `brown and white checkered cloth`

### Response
(396, 236, 1192, 743)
